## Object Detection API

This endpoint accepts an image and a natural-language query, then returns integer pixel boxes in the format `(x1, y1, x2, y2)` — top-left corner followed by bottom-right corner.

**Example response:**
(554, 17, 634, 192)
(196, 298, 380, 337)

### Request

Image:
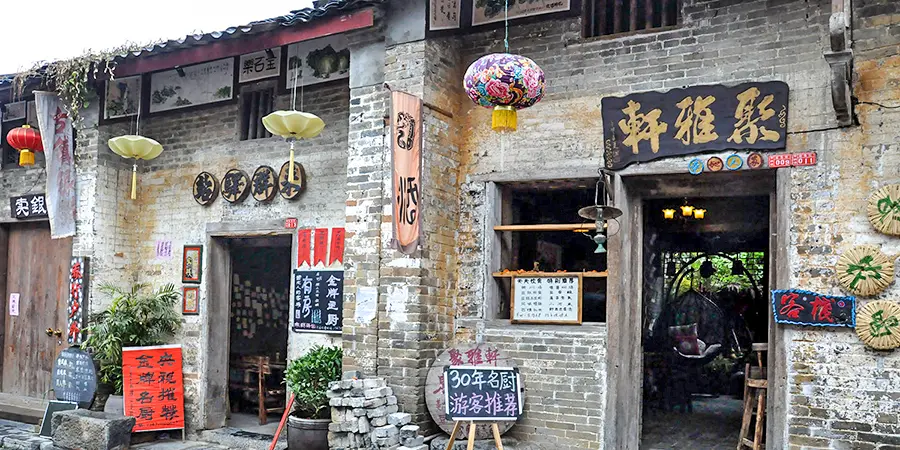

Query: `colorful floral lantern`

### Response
(108, 135, 163, 199)
(463, 53, 545, 132)
(6, 125, 44, 166)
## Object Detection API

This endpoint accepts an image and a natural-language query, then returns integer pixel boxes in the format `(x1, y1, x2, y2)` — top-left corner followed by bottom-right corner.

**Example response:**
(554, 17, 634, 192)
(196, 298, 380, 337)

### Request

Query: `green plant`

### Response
(83, 283, 181, 395)
(284, 346, 343, 419)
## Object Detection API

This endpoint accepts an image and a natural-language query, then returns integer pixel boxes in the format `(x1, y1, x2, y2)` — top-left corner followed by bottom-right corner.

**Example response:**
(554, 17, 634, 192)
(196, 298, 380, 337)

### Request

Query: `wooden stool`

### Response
(738, 344, 767, 450)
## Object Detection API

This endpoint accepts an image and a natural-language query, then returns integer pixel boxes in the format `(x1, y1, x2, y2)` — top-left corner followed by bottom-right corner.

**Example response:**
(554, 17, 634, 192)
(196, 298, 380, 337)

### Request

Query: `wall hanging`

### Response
(6, 125, 43, 166)
(279, 161, 305, 200)
(867, 184, 900, 236)
(192, 172, 218, 206)
(221, 169, 250, 203)
(182, 245, 203, 284)
(836, 245, 894, 296)
(251, 166, 278, 202)
(856, 300, 900, 350)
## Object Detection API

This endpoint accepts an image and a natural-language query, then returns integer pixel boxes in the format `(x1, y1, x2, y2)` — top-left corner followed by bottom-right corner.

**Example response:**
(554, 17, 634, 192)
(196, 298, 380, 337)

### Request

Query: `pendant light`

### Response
(108, 83, 162, 199)
(578, 169, 623, 253)
(263, 61, 324, 183)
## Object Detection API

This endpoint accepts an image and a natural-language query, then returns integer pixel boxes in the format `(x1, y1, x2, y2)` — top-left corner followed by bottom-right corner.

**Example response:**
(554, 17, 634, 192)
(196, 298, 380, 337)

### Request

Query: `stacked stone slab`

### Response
(329, 371, 426, 450)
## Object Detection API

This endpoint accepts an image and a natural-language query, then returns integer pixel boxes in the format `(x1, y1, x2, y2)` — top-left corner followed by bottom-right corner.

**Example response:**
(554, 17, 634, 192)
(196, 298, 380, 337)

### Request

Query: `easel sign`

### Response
(511, 273, 583, 324)
(443, 366, 522, 450)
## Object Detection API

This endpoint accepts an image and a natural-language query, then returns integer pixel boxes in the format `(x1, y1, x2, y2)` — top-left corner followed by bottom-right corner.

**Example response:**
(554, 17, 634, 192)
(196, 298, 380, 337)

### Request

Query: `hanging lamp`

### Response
(262, 111, 325, 183)
(6, 125, 44, 166)
(731, 259, 745, 275)
(700, 259, 716, 278)
(463, 53, 545, 132)
(108, 135, 163, 199)
(577, 169, 623, 253)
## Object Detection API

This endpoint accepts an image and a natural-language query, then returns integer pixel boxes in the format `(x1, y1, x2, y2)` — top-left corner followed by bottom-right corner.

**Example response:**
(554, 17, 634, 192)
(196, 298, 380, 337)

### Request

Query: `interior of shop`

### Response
(226, 236, 292, 435)
(639, 195, 770, 450)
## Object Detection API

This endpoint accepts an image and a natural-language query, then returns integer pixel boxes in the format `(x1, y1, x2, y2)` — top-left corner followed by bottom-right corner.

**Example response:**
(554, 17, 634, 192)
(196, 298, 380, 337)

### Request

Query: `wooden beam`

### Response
(114, 8, 375, 77)
(629, 0, 638, 31)
(493, 223, 598, 232)
(613, 0, 624, 33)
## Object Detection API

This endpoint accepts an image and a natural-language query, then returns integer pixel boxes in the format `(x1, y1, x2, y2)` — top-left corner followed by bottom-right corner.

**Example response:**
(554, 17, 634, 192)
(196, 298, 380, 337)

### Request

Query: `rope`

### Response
(504, 0, 510, 52)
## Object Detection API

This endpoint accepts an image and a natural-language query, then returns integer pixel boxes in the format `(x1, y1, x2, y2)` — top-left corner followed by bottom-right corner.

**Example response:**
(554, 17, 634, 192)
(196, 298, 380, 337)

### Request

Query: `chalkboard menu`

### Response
(293, 270, 343, 333)
(511, 274, 582, 324)
(52, 347, 98, 407)
(443, 366, 522, 421)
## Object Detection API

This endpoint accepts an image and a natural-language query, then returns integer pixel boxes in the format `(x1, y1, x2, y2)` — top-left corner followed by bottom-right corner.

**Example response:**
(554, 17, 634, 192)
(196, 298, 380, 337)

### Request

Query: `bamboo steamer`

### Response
(867, 184, 900, 236)
(835, 246, 894, 297)
(856, 300, 900, 350)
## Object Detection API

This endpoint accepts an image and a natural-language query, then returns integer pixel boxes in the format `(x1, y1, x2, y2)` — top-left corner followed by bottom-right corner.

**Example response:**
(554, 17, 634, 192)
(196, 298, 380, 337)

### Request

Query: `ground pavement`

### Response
(0, 419, 229, 450)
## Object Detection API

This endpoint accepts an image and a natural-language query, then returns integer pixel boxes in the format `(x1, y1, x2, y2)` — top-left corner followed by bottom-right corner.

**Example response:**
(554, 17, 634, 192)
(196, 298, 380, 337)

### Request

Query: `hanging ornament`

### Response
(107, 135, 163, 199)
(836, 245, 895, 296)
(6, 125, 44, 166)
(867, 184, 900, 236)
(856, 300, 900, 350)
(262, 112, 324, 184)
(463, 53, 545, 132)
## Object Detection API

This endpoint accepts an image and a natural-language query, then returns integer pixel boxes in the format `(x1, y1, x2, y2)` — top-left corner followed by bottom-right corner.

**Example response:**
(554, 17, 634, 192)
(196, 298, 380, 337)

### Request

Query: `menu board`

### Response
(511, 274, 582, 324)
(52, 347, 97, 407)
(293, 270, 343, 333)
(122, 345, 185, 432)
(443, 366, 522, 421)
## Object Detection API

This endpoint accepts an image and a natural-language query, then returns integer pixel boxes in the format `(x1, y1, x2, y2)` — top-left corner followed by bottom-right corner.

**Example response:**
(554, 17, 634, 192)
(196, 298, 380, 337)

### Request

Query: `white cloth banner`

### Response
(34, 91, 76, 238)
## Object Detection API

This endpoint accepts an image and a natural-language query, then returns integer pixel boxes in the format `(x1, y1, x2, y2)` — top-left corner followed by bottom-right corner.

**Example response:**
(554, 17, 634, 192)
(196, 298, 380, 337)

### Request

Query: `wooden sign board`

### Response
(123, 345, 185, 432)
(771, 289, 855, 328)
(10, 193, 48, 219)
(511, 274, 582, 324)
(443, 366, 522, 421)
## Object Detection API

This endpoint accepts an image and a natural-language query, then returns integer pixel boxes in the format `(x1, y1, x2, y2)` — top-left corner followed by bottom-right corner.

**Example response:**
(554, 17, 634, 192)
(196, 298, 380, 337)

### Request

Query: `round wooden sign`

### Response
(221, 169, 251, 203)
(725, 154, 743, 171)
(856, 300, 900, 350)
(688, 158, 703, 175)
(192, 172, 218, 206)
(707, 156, 724, 172)
(251, 166, 278, 202)
(278, 161, 306, 200)
(836, 245, 895, 297)
(746, 152, 764, 169)
(52, 347, 98, 408)
(867, 184, 900, 236)
(425, 344, 519, 440)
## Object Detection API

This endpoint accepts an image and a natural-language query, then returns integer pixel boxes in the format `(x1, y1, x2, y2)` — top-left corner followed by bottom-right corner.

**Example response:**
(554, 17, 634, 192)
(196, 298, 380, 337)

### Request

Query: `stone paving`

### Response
(0, 419, 231, 450)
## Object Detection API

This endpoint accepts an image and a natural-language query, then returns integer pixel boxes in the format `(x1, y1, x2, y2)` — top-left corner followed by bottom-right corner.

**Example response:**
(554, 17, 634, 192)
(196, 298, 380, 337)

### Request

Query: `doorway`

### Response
(225, 235, 291, 435)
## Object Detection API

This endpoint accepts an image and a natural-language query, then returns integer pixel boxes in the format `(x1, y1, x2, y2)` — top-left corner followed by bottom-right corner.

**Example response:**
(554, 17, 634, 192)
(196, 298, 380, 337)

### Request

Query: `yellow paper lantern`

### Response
(108, 135, 163, 199)
(262, 110, 325, 183)
(680, 205, 694, 217)
(693, 209, 706, 219)
(662, 209, 676, 219)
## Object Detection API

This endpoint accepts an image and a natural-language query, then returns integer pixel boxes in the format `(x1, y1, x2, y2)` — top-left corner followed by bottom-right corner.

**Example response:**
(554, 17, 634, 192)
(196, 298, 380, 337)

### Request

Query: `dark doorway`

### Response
(226, 236, 291, 435)
(639, 195, 770, 449)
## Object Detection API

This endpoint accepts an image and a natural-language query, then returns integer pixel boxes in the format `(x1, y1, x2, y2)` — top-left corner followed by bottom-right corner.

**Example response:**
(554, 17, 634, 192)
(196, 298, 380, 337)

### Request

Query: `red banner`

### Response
(329, 228, 346, 265)
(391, 91, 422, 254)
(123, 345, 185, 432)
(297, 229, 312, 267)
(314, 228, 329, 266)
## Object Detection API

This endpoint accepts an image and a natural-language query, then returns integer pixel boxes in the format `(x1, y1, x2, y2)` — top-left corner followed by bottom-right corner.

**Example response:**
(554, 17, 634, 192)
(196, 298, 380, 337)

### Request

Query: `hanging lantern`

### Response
(662, 209, 676, 220)
(6, 125, 44, 166)
(700, 259, 716, 278)
(731, 259, 745, 276)
(262, 110, 325, 183)
(680, 205, 694, 217)
(108, 135, 163, 199)
(693, 208, 707, 219)
(463, 53, 545, 132)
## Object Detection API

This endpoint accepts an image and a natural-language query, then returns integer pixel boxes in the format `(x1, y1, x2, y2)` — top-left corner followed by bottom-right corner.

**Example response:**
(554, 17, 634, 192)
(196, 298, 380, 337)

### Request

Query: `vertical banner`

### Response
(68, 257, 88, 345)
(297, 229, 312, 267)
(122, 345, 185, 432)
(34, 92, 76, 238)
(329, 228, 345, 266)
(391, 91, 423, 254)
(313, 228, 329, 266)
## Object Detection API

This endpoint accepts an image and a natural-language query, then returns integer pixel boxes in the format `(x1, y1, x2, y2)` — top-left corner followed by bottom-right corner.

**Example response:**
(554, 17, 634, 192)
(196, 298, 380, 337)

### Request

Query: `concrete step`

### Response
(0, 393, 48, 425)
(198, 427, 286, 450)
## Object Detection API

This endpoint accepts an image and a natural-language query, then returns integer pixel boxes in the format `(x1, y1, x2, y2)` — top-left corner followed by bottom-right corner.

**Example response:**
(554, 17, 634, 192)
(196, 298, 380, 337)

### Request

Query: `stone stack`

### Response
(328, 371, 426, 450)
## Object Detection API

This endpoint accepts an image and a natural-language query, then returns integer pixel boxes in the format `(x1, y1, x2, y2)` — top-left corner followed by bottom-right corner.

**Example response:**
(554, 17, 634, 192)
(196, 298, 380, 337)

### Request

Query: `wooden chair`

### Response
(738, 343, 767, 450)
(229, 355, 287, 425)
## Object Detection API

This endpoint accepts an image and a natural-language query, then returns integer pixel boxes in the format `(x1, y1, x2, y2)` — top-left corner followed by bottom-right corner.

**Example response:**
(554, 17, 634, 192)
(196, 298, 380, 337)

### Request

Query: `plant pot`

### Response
(103, 394, 124, 415)
(287, 416, 329, 450)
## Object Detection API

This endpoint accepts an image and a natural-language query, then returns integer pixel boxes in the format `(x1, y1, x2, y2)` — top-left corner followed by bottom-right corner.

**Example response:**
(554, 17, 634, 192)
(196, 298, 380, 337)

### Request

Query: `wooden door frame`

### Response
(0, 224, 9, 389)
(604, 168, 788, 450)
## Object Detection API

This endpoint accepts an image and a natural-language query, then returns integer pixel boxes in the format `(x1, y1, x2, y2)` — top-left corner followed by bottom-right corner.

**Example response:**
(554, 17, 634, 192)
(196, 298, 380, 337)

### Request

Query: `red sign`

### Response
(284, 218, 298, 229)
(297, 229, 312, 267)
(313, 228, 329, 266)
(123, 345, 185, 432)
(768, 152, 817, 168)
(329, 228, 345, 266)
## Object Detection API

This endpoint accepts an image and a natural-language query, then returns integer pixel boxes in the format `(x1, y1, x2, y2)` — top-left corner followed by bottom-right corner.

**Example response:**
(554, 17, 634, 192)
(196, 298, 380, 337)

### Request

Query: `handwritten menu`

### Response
(443, 366, 522, 421)
(123, 345, 185, 432)
(511, 275, 582, 324)
(293, 270, 343, 333)
(52, 347, 97, 407)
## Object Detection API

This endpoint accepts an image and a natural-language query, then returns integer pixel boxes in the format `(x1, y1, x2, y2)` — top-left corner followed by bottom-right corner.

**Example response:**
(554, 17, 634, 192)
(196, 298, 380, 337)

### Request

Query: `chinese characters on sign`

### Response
(443, 366, 522, 421)
(292, 270, 343, 333)
(772, 289, 856, 327)
(10, 194, 48, 219)
(238, 48, 281, 83)
(429, 0, 461, 30)
(155, 241, 173, 260)
(68, 257, 88, 344)
(391, 91, 423, 254)
(601, 82, 789, 170)
(123, 345, 185, 432)
(511, 275, 582, 324)
(52, 347, 98, 407)
(767, 151, 817, 168)
(8, 293, 19, 316)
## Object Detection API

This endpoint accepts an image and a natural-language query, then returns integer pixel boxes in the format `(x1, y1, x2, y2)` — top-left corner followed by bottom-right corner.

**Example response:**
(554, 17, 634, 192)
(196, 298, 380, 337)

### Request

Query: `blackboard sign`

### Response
(52, 347, 98, 408)
(772, 289, 856, 328)
(443, 366, 522, 421)
(511, 274, 582, 324)
(293, 270, 343, 333)
(10, 193, 48, 219)
(39, 401, 78, 436)
(601, 81, 789, 170)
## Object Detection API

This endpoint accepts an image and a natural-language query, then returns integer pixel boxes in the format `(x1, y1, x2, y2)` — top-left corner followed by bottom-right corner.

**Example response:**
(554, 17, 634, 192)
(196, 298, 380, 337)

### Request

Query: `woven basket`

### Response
(856, 300, 900, 350)
(836, 246, 895, 296)
(868, 184, 900, 236)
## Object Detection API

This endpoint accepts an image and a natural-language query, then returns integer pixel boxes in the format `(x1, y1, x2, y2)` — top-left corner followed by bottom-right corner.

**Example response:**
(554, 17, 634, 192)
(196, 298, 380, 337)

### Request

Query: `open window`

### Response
(491, 180, 608, 323)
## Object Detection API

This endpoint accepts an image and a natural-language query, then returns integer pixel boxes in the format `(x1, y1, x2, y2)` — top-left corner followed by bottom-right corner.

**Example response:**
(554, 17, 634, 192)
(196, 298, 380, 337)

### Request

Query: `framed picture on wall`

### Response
(182, 286, 199, 315)
(182, 245, 203, 284)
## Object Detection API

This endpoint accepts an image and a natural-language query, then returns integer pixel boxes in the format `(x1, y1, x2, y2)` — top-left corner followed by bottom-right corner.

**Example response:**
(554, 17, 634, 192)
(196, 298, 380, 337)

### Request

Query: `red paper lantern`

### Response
(6, 125, 43, 166)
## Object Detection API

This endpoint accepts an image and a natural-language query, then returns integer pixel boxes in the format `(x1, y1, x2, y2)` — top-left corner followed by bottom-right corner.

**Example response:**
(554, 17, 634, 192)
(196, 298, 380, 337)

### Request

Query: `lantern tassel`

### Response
(131, 163, 137, 200)
(18, 150, 34, 166)
(492, 106, 517, 132)
(288, 141, 296, 183)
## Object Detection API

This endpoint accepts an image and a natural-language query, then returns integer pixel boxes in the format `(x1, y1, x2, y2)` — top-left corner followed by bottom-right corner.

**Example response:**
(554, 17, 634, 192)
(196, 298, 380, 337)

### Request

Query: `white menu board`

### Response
(511, 274, 582, 324)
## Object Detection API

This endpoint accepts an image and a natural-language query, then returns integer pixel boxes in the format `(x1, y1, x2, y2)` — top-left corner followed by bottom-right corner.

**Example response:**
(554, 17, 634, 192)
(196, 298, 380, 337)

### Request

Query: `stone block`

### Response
(386, 395, 398, 405)
(371, 416, 388, 427)
(358, 416, 371, 434)
(400, 424, 420, 440)
(389, 412, 412, 426)
(364, 397, 387, 408)
(373, 424, 399, 438)
(363, 378, 385, 388)
(364, 387, 391, 399)
(403, 436, 425, 447)
(351, 380, 365, 389)
(343, 370, 363, 380)
(51, 409, 135, 450)
(375, 435, 400, 448)
(399, 445, 428, 450)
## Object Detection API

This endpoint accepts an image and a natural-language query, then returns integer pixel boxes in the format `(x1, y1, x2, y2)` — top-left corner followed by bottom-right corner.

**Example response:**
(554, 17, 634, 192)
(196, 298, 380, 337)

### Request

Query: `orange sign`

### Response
(391, 91, 423, 254)
(123, 345, 185, 432)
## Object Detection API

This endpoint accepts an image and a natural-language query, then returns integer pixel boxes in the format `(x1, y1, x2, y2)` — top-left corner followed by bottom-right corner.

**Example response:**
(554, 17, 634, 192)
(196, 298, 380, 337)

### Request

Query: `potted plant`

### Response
(83, 283, 181, 413)
(284, 345, 342, 450)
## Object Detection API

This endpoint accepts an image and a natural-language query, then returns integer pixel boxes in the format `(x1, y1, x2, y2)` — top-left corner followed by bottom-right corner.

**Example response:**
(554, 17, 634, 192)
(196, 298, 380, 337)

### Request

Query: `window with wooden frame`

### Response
(239, 82, 276, 141)
(490, 181, 608, 323)
(583, 0, 682, 38)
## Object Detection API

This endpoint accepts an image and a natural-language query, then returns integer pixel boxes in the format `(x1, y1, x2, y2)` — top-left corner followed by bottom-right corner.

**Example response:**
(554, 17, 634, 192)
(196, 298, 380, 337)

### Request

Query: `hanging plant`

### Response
(835, 245, 895, 297)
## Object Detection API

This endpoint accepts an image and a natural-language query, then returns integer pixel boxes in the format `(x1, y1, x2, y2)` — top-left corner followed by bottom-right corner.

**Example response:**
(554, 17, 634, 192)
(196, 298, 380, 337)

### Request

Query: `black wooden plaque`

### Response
(772, 289, 856, 328)
(52, 347, 98, 408)
(292, 270, 343, 333)
(602, 81, 789, 170)
(10, 193, 48, 219)
(443, 366, 522, 421)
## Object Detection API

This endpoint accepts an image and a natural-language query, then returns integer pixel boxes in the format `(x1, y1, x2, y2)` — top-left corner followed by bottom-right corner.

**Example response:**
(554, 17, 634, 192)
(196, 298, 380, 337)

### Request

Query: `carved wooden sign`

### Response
(601, 82, 789, 170)
(221, 169, 250, 203)
(192, 172, 218, 206)
(279, 162, 306, 200)
(251, 166, 278, 202)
